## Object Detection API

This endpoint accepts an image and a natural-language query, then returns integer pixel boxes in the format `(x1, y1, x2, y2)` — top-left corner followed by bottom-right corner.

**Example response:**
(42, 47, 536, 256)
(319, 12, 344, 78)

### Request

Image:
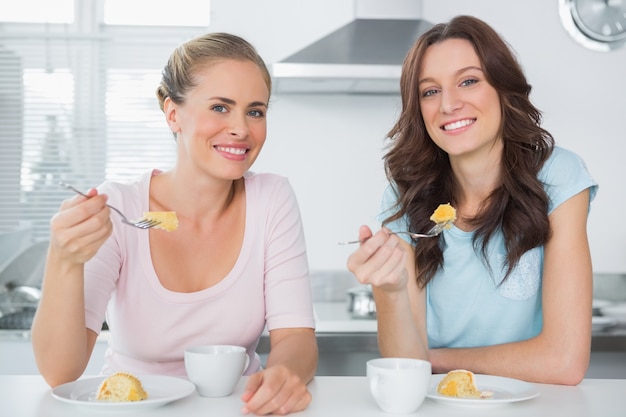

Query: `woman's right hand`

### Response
(346, 226, 409, 293)
(49, 188, 113, 265)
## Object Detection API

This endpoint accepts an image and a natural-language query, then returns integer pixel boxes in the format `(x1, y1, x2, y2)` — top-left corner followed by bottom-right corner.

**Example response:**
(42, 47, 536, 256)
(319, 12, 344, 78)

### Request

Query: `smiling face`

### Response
(164, 59, 269, 181)
(418, 38, 502, 161)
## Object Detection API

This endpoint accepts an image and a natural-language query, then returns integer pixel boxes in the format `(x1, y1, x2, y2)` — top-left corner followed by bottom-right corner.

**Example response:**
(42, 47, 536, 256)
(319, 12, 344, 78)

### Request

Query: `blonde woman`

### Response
(32, 32, 317, 415)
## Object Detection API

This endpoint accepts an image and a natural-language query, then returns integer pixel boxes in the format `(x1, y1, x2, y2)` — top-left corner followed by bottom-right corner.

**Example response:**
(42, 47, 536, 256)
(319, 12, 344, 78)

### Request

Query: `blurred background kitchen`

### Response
(1, 0, 624, 377)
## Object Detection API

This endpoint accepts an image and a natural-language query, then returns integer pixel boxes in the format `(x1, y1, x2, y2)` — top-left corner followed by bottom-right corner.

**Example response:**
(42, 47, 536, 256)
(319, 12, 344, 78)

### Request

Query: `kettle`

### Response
(346, 285, 376, 319)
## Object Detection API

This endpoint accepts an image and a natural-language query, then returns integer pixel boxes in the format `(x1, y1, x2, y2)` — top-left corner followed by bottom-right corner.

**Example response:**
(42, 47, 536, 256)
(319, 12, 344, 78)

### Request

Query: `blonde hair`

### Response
(156, 32, 271, 112)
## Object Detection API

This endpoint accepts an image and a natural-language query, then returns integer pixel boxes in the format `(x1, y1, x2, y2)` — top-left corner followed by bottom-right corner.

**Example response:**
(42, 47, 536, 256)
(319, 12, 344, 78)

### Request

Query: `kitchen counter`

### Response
(314, 301, 377, 333)
(3, 302, 625, 378)
(0, 302, 376, 342)
(2, 300, 624, 348)
(315, 303, 626, 340)
(3, 300, 625, 337)
(1, 374, 625, 417)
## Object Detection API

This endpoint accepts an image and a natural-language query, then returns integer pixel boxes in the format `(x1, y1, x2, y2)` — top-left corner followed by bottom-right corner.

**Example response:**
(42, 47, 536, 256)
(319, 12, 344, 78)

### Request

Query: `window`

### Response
(104, 0, 210, 26)
(0, 0, 74, 23)
(0, 1, 209, 247)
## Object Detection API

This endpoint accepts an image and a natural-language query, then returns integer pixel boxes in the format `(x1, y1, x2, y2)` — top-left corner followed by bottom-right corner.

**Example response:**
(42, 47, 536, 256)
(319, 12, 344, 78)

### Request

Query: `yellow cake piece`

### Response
(429, 203, 457, 229)
(96, 372, 148, 402)
(436, 369, 492, 399)
(143, 211, 179, 231)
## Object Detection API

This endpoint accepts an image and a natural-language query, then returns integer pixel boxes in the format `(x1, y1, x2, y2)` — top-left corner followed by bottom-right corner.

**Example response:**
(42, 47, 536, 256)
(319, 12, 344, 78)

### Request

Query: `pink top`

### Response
(83, 170, 315, 376)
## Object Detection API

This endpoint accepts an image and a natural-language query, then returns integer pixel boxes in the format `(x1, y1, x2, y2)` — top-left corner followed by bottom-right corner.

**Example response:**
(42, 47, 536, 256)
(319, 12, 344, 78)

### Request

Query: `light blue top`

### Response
(379, 147, 598, 348)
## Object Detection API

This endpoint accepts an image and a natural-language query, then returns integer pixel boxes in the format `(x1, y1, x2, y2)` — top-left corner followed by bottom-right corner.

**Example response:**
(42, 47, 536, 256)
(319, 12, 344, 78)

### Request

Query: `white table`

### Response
(0, 375, 624, 417)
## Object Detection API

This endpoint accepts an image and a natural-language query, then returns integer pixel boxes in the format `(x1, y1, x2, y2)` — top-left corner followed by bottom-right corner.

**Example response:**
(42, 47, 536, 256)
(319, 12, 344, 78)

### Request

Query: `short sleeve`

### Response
(540, 147, 598, 214)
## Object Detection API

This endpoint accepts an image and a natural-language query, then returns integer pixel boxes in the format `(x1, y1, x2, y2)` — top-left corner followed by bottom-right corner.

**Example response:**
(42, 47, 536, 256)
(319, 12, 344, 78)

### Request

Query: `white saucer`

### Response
(51, 375, 195, 411)
(427, 374, 540, 406)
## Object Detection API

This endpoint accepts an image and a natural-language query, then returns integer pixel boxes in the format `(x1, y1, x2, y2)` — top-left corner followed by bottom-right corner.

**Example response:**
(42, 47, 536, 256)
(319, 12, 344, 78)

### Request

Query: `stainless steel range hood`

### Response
(271, 18, 433, 94)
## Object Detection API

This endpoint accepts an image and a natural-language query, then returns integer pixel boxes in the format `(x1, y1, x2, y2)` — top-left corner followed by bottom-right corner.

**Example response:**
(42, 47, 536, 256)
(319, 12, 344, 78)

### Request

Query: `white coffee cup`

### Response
(366, 357, 431, 414)
(184, 345, 250, 397)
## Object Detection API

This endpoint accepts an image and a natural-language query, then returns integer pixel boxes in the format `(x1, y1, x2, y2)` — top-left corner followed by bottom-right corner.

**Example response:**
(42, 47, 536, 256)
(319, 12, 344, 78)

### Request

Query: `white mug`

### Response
(366, 357, 431, 414)
(184, 345, 250, 397)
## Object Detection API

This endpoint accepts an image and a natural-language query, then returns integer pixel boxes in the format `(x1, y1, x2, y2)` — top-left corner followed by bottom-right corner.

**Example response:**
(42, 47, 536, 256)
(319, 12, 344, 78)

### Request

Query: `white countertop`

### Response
(0, 302, 375, 344)
(1, 375, 624, 417)
(3, 301, 625, 338)
(314, 302, 377, 333)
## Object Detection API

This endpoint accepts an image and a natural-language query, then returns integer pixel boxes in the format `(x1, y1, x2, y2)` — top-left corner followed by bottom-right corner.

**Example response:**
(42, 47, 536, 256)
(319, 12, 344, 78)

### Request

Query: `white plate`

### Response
(51, 375, 196, 411)
(592, 316, 618, 331)
(427, 374, 540, 406)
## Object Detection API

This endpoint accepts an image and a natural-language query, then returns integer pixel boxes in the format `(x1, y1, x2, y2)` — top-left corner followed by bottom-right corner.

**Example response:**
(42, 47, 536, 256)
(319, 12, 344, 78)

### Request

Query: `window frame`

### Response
(0, 0, 210, 242)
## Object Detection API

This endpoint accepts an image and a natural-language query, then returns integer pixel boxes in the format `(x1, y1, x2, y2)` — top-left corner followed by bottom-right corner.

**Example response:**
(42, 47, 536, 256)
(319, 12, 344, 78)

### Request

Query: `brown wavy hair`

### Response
(383, 15, 554, 288)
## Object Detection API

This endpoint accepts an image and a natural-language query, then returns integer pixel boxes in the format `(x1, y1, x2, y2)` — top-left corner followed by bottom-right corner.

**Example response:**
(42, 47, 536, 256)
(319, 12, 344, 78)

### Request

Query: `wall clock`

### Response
(559, 0, 626, 51)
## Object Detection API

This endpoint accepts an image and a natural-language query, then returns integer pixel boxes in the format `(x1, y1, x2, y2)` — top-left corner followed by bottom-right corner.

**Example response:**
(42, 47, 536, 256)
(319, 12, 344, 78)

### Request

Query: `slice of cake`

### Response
(96, 372, 148, 402)
(436, 369, 491, 399)
(143, 211, 179, 232)
(430, 203, 457, 229)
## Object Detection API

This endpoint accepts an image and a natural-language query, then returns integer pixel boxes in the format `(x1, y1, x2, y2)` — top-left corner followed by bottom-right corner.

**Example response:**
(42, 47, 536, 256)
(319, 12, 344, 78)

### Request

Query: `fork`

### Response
(337, 221, 452, 245)
(59, 182, 161, 230)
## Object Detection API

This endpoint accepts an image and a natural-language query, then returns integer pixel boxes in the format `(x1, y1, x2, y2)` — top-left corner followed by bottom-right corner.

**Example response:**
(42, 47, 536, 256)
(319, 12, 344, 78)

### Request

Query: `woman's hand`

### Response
(33, 188, 111, 386)
(240, 365, 312, 415)
(241, 328, 316, 415)
(346, 226, 409, 293)
(347, 226, 428, 360)
(49, 188, 112, 265)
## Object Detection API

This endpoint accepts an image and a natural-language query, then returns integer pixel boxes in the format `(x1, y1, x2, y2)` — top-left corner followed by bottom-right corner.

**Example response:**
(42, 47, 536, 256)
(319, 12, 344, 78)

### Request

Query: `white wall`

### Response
(208, 0, 626, 273)
(422, 1, 626, 274)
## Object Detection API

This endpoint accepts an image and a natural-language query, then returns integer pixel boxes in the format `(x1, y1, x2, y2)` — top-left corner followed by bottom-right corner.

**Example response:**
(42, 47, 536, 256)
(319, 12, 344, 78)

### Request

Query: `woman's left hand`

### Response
(240, 365, 311, 415)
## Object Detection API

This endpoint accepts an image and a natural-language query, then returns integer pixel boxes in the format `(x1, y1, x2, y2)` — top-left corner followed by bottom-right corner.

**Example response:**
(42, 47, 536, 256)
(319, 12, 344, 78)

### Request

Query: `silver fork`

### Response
(59, 182, 161, 230)
(337, 221, 452, 245)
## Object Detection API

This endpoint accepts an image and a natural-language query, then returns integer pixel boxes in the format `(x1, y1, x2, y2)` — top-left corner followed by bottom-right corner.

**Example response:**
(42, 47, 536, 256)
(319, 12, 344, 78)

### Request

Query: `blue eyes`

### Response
(248, 109, 264, 117)
(211, 105, 264, 117)
(420, 78, 479, 98)
(460, 79, 478, 87)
